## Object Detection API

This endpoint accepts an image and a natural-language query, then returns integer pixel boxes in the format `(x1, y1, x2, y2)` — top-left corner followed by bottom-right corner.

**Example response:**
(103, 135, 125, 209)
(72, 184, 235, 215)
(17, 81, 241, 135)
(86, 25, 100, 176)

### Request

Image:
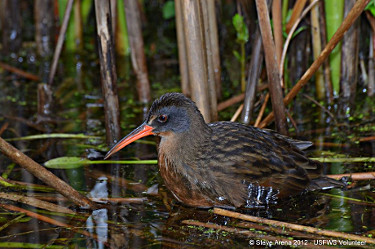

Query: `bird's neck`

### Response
(158, 122, 211, 170)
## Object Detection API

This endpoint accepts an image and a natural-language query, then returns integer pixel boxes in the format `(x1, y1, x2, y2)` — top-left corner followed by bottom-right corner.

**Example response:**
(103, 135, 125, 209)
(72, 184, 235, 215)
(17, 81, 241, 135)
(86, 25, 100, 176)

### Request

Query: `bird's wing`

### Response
(200, 122, 321, 204)
(262, 128, 313, 150)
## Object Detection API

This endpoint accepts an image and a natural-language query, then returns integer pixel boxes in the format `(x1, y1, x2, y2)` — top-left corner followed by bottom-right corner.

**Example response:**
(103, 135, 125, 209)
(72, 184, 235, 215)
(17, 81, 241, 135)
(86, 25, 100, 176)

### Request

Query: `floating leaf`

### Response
(44, 157, 158, 169)
(44, 157, 90, 169)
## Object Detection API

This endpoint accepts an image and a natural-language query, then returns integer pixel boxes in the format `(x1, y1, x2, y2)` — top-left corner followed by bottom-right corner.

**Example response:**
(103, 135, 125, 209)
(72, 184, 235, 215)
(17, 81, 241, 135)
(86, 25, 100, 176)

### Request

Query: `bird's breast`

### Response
(158, 152, 215, 208)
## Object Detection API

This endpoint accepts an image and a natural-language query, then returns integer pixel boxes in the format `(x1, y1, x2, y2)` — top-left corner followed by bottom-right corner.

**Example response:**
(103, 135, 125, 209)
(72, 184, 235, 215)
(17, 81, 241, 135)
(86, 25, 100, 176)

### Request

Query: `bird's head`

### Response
(104, 93, 206, 159)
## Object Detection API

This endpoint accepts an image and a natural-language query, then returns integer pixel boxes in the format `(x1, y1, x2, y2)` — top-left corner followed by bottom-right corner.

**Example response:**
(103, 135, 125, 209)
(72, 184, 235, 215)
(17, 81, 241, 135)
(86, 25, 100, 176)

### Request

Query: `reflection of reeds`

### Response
(0, 203, 105, 245)
(88, 169, 148, 193)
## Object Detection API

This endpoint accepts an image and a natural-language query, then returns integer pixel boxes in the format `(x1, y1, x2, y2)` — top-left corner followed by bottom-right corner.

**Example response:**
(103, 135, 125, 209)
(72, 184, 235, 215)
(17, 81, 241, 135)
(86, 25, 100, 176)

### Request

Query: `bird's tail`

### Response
(307, 176, 347, 191)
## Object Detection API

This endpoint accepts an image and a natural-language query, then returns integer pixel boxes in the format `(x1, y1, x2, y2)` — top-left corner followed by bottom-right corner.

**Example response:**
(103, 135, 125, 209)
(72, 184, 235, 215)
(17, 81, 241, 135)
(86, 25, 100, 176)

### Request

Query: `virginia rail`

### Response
(105, 93, 344, 208)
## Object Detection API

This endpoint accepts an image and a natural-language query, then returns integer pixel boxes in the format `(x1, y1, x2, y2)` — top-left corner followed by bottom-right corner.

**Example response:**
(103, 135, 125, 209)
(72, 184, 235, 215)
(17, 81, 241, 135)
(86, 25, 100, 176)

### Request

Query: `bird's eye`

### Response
(158, 114, 168, 123)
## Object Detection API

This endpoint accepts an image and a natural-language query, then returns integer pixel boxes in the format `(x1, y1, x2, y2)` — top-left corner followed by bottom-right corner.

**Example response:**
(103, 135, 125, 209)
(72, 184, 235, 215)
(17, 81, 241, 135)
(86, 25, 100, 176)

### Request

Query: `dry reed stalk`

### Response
(214, 207, 375, 244)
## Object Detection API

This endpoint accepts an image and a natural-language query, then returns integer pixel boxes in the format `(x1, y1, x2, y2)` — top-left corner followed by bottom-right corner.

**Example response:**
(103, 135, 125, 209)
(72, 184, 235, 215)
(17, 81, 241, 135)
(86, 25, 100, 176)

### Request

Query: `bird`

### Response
(105, 92, 345, 208)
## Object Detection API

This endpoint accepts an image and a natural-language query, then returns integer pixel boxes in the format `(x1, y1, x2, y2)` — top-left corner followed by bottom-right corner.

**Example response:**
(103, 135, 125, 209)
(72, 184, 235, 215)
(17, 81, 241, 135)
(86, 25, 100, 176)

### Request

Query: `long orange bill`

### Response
(104, 123, 154, 159)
